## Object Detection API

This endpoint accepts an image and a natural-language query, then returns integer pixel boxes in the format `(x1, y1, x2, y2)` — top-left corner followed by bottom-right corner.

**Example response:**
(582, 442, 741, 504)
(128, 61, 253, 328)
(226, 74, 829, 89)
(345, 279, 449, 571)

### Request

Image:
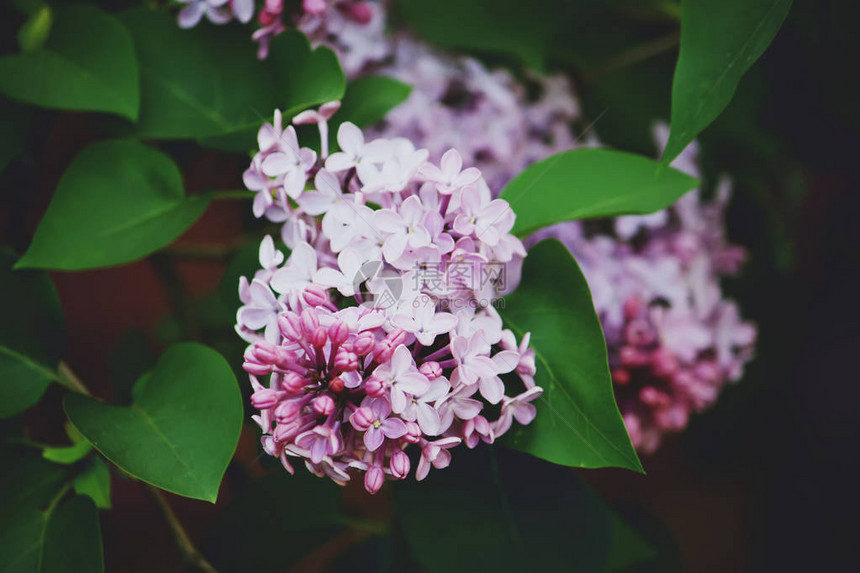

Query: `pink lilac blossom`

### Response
(529, 125, 757, 454)
(236, 106, 540, 492)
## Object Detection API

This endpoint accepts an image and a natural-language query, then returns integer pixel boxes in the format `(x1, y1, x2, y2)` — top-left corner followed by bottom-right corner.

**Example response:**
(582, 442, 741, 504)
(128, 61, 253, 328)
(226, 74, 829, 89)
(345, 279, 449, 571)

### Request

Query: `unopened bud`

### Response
(419, 361, 442, 380)
(390, 449, 410, 479)
(312, 394, 335, 416)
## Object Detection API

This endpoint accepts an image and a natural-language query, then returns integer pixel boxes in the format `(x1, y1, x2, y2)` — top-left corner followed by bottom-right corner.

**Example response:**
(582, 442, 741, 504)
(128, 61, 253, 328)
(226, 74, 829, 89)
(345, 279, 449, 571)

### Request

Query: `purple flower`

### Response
(357, 398, 407, 451)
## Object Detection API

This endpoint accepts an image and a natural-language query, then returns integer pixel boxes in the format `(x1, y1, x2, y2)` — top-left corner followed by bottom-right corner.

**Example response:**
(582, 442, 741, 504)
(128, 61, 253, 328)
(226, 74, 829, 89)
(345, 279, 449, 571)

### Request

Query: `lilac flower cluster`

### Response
(530, 126, 757, 453)
(236, 107, 541, 492)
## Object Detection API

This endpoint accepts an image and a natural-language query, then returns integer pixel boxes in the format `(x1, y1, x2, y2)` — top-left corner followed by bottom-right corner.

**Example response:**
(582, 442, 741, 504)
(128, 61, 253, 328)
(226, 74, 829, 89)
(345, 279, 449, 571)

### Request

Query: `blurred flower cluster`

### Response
(236, 108, 540, 492)
(530, 126, 757, 453)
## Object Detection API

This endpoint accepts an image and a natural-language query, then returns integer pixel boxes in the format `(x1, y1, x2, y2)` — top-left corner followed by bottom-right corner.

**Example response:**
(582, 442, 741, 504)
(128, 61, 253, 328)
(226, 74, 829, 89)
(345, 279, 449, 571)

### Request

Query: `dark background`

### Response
(2, 1, 859, 571)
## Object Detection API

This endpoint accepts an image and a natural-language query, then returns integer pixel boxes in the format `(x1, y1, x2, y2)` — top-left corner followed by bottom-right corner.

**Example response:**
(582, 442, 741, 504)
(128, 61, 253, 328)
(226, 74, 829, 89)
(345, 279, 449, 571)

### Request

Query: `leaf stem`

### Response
(56, 362, 92, 396)
(144, 484, 218, 573)
(586, 30, 681, 83)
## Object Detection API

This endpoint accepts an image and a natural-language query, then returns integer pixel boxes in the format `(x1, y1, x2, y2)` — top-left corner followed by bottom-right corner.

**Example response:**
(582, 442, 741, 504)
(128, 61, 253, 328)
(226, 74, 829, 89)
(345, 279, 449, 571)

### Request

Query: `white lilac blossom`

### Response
(529, 125, 757, 454)
(236, 107, 539, 492)
(177, 0, 253, 29)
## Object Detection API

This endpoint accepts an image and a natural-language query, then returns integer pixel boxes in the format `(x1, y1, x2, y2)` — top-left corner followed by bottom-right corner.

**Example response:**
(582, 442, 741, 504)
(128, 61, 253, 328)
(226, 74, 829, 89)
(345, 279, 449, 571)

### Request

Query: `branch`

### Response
(144, 485, 219, 573)
(57, 361, 91, 396)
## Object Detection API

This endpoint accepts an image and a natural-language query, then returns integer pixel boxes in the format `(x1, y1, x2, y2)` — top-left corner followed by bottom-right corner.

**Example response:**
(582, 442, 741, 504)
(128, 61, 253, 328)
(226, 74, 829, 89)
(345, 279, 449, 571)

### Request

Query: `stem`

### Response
(212, 190, 254, 200)
(56, 362, 91, 396)
(144, 485, 218, 573)
(586, 30, 680, 83)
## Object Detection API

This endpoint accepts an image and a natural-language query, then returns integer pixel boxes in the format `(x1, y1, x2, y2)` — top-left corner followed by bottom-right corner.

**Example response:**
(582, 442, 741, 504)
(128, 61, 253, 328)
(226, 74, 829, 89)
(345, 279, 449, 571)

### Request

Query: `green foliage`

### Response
(64, 343, 242, 503)
(500, 240, 642, 472)
(337, 76, 413, 128)
(41, 423, 91, 465)
(118, 9, 344, 149)
(16, 6, 51, 52)
(663, 0, 792, 163)
(0, 507, 46, 573)
(499, 148, 698, 237)
(16, 140, 211, 271)
(203, 471, 345, 572)
(73, 458, 111, 510)
(396, 0, 553, 70)
(39, 496, 103, 573)
(0, 449, 68, 517)
(0, 252, 64, 418)
(398, 446, 617, 571)
(0, 4, 139, 120)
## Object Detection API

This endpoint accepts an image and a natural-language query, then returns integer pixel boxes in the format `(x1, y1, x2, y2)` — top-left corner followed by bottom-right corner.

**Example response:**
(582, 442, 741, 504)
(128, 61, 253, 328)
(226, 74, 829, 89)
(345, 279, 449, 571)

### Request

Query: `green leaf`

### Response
(42, 423, 91, 465)
(64, 343, 242, 502)
(499, 148, 699, 237)
(607, 515, 658, 572)
(500, 240, 642, 472)
(0, 507, 45, 573)
(0, 252, 64, 418)
(40, 496, 103, 573)
(118, 9, 344, 147)
(15, 140, 211, 271)
(0, 98, 31, 173)
(0, 4, 139, 120)
(17, 6, 52, 53)
(73, 458, 111, 510)
(0, 448, 68, 515)
(396, 0, 553, 70)
(662, 0, 792, 163)
(336, 76, 412, 129)
(397, 446, 614, 571)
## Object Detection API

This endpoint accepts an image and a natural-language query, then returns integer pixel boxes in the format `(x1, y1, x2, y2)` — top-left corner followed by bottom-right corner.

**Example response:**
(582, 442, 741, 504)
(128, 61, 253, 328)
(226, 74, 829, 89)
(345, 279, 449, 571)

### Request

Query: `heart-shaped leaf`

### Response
(40, 496, 103, 573)
(662, 0, 792, 163)
(0, 252, 65, 418)
(64, 343, 242, 502)
(0, 4, 139, 120)
(118, 9, 344, 148)
(499, 148, 699, 237)
(16, 140, 211, 271)
(500, 239, 642, 472)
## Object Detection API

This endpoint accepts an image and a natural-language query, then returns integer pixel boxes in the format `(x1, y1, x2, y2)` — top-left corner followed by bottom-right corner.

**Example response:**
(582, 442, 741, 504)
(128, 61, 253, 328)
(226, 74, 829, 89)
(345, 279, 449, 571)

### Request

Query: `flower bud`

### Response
(311, 327, 328, 349)
(387, 329, 407, 347)
(273, 421, 298, 443)
(301, 308, 320, 336)
(328, 320, 350, 346)
(251, 341, 279, 364)
(346, 1, 373, 24)
(334, 348, 359, 372)
(312, 394, 335, 416)
(363, 376, 385, 398)
(251, 388, 282, 409)
(281, 372, 308, 393)
(372, 340, 394, 363)
(390, 449, 410, 479)
(351, 406, 374, 431)
(403, 421, 421, 443)
(419, 361, 442, 380)
(243, 361, 272, 376)
(329, 376, 345, 393)
(364, 464, 385, 494)
(278, 311, 303, 341)
(303, 285, 329, 307)
(651, 348, 678, 377)
(611, 368, 631, 386)
(353, 331, 376, 355)
(274, 399, 301, 423)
